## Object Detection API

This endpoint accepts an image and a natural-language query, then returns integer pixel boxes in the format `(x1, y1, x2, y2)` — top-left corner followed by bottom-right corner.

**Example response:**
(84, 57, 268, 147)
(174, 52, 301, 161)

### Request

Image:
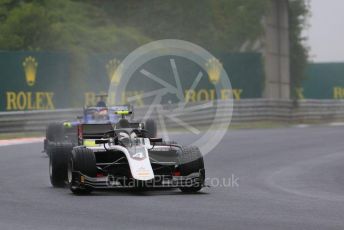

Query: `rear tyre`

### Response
(178, 146, 205, 193)
(68, 147, 96, 195)
(49, 142, 73, 187)
(145, 119, 157, 138)
(46, 122, 65, 141)
(45, 122, 65, 156)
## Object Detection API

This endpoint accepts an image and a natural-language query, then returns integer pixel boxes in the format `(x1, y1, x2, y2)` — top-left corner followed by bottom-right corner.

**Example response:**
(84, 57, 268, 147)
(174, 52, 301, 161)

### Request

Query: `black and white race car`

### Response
(48, 115, 206, 194)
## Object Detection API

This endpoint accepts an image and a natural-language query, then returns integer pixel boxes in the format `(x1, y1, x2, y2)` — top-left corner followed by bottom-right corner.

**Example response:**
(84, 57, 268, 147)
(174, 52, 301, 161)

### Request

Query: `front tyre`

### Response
(144, 119, 157, 138)
(49, 142, 72, 187)
(68, 147, 96, 195)
(178, 146, 205, 193)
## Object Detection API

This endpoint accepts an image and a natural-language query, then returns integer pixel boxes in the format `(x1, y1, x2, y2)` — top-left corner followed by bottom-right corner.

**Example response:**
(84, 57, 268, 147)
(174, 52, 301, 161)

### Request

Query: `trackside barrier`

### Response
(1, 99, 344, 133)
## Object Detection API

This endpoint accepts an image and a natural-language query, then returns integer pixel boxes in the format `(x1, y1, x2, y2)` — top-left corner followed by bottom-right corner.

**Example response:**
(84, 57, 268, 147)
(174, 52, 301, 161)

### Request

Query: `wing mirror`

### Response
(149, 138, 163, 143)
(95, 139, 108, 144)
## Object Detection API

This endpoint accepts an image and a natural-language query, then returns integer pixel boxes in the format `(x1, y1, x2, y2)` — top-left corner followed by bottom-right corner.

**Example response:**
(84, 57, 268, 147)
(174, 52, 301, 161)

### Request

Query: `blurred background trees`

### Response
(0, 0, 274, 53)
(0, 0, 149, 52)
(289, 0, 310, 96)
(0, 0, 309, 95)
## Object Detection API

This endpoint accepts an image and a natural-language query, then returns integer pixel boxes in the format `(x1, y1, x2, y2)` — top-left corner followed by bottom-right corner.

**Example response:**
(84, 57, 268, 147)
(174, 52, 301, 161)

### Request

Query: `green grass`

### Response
(0, 132, 43, 140)
(165, 121, 291, 133)
(228, 121, 290, 130)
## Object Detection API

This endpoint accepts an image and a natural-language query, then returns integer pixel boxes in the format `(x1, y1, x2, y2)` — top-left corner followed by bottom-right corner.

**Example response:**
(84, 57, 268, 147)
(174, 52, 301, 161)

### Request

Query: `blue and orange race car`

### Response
(44, 105, 157, 154)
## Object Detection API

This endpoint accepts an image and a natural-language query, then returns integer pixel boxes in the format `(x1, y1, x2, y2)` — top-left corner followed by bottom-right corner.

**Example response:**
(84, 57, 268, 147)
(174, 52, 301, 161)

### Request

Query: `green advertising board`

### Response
(0, 51, 264, 111)
(299, 63, 344, 99)
(0, 51, 71, 111)
(83, 52, 264, 106)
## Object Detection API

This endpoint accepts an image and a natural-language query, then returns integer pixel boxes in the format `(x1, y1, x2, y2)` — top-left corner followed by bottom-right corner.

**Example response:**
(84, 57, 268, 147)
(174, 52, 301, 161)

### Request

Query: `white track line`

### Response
(0, 137, 44, 147)
(294, 124, 309, 128)
(329, 122, 344, 127)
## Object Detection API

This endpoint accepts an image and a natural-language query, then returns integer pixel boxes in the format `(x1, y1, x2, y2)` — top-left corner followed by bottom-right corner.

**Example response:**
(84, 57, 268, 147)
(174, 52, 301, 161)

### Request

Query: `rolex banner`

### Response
(297, 63, 344, 99)
(0, 51, 71, 111)
(0, 51, 264, 111)
(84, 53, 264, 107)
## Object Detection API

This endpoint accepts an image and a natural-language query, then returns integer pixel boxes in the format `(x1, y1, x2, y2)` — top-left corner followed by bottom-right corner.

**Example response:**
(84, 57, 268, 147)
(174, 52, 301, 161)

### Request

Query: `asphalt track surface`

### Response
(1, 126, 344, 230)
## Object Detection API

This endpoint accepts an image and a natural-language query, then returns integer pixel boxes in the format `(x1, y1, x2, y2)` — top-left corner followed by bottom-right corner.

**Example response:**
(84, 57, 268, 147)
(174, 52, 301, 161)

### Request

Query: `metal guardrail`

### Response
(1, 99, 344, 133)
(0, 109, 81, 133)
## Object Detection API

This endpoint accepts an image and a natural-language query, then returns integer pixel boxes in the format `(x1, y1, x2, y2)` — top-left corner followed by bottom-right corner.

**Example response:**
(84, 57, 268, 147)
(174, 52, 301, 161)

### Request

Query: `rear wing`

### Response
(77, 122, 141, 144)
(78, 124, 113, 145)
(108, 105, 133, 113)
(82, 104, 134, 124)
(109, 105, 134, 119)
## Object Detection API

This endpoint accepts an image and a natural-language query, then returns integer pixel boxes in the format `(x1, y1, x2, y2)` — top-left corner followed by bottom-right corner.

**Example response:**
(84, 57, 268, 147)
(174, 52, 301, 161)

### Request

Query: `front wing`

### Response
(70, 170, 205, 189)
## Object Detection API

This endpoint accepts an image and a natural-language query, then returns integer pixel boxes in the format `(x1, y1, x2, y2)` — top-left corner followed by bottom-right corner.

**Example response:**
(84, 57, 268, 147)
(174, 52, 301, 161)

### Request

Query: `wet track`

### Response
(1, 126, 344, 230)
